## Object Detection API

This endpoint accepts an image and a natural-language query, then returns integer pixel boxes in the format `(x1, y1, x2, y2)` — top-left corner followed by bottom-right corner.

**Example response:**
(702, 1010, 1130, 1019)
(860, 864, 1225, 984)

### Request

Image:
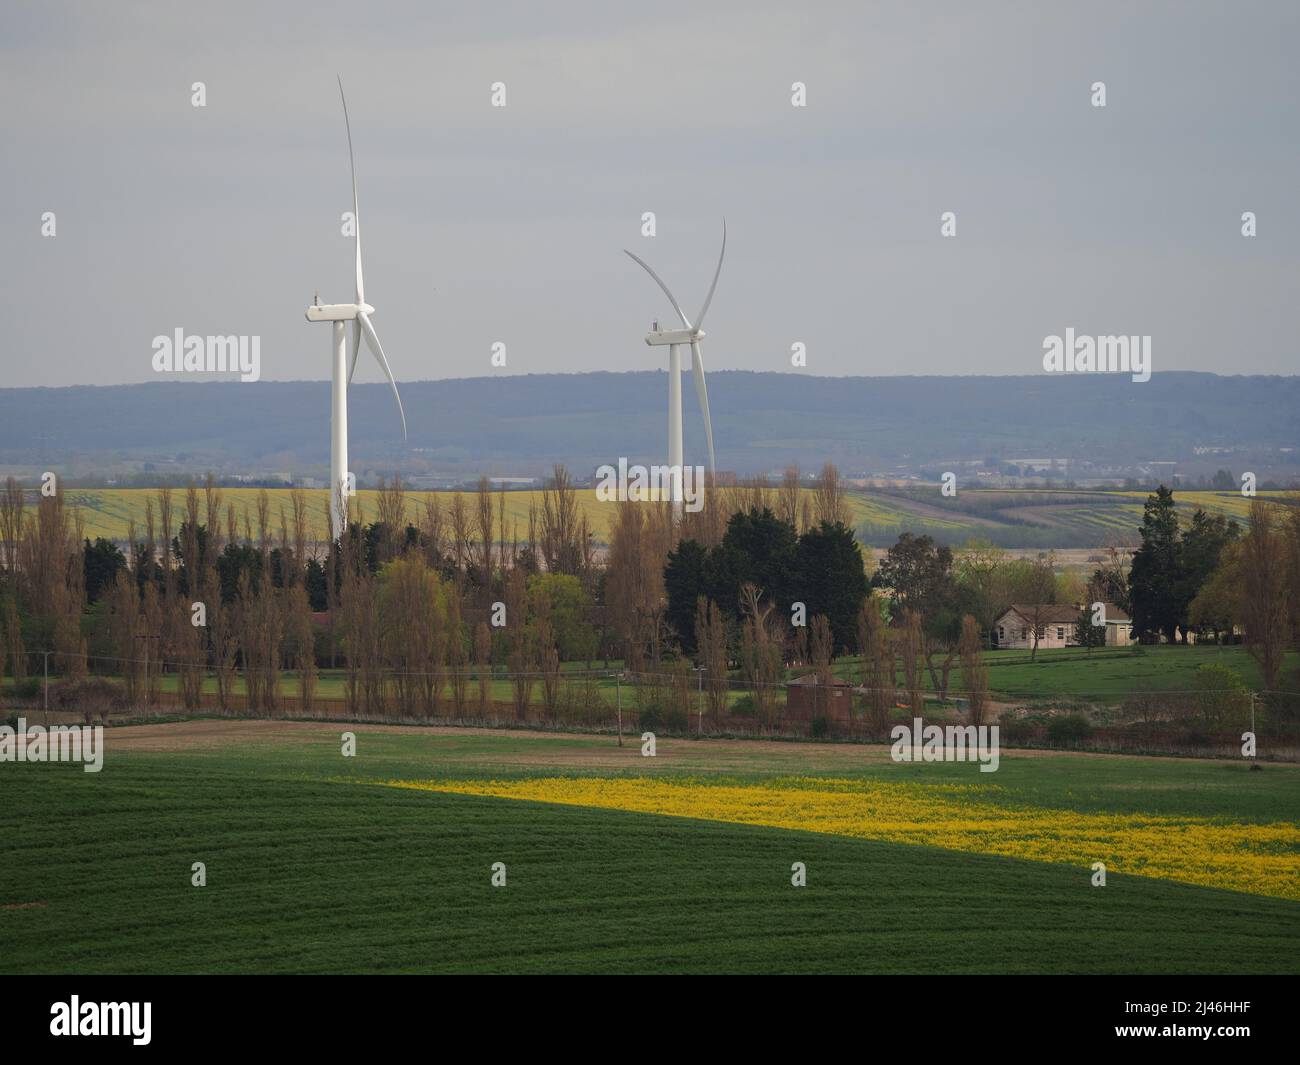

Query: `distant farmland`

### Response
(856, 488, 1295, 548)
(60, 486, 1294, 548)
(61, 486, 910, 546)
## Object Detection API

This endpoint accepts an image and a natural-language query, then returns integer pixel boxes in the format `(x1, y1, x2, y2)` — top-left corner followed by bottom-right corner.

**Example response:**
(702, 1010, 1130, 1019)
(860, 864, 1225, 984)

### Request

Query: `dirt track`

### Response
(97, 718, 903, 772)
(87, 717, 1283, 773)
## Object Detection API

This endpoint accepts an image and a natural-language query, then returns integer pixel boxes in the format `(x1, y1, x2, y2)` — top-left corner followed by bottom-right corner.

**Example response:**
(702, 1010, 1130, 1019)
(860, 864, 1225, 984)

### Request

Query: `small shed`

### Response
(785, 673, 855, 721)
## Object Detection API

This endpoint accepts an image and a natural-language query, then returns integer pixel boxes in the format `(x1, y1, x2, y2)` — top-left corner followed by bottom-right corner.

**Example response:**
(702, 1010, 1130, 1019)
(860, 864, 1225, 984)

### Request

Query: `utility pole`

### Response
(696, 666, 705, 734)
(43, 650, 52, 727)
(616, 673, 623, 747)
(136, 632, 162, 713)
(1249, 690, 1259, 769)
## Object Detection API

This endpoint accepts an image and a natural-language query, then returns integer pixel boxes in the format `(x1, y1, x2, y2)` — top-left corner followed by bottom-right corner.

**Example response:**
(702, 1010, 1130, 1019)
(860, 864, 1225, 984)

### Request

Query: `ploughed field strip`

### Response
(378, 775, 1300, 902)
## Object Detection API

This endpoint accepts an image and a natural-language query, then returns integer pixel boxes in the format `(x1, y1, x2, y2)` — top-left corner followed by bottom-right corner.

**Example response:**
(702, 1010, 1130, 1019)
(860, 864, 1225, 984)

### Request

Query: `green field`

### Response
(822, 644, 1292, 704)
(2, 723, 1297, 974)
(22, 643, 1298, 717)
(868, 644, 1300, 702)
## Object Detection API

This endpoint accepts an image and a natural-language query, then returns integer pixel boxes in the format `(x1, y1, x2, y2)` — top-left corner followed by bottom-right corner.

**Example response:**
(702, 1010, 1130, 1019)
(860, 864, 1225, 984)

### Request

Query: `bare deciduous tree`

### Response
(17, 488, 86, 680)
(375, 476, 407, 565)
(1020, 553, 1058, 662)
(474, 620, 493, 719)
(109, 570, 142, 706)
(419, 494, 445, 572)
(1242, 500, 1289, 691)
(738, 582, 782, 730)
(446, 588, 468, 717)
(606, 500, 673, 672)
(536, 596, 561, 720)
(809, 613, 834, 720)
(378, 556, 439, 719)
(0, 477, 25, 576)
(449, 492, 470, 577)
(899, 609, 925, 716)
(474, 476, 494, 584)
(857, 594, 893, 735)
(958, 614, 989, 725)
(289, 583, 316, 714)
(694, 596, 730, 725)
(505, 567, 534, 719)
(812, 462, 850, 528)
(540, 464, 584, 576)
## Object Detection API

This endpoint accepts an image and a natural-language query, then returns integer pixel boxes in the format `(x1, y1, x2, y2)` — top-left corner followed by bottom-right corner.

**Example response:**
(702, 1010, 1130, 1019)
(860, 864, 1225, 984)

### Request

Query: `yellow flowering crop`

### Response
(378, 775, 1300, 901)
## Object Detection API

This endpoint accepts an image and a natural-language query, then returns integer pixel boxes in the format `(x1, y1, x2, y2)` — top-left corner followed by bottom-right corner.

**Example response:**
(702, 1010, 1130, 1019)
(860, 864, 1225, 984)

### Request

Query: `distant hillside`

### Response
(1, 371, 1297, 482)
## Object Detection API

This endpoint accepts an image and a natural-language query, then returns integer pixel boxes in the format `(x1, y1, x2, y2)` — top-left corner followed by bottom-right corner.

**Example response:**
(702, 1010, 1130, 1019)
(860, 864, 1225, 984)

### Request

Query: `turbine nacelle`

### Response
(305, 301, 375, 323)
(644, 326, 703, 346)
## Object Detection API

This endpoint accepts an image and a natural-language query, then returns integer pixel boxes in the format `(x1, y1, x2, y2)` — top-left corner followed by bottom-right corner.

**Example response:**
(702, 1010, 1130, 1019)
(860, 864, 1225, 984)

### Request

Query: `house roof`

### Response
(1099, 603, 1131, 623)
(996, 602, 1132, 626)
(998, 604, 1080, 626)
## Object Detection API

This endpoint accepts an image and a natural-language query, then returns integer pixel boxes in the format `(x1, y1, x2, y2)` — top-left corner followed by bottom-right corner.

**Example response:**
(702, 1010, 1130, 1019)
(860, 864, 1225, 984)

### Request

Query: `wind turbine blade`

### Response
(338, 75, 364, 306)
(695, 219, 726, 330)
(347, 319, 362, 383)
(358, 311, 407, 441)
(690, 340, 716, 476)
(623, 249, 690, 329)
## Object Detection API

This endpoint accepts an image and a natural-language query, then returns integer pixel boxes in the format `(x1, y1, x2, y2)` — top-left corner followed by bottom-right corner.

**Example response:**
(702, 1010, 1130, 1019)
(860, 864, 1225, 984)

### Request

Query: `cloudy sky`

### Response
(2, 0, 1297, 388)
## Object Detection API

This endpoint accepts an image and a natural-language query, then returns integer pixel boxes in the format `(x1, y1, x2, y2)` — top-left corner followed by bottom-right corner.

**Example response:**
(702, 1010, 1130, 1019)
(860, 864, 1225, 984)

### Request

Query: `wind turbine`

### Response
(624, 221, 725, 512)
(305, 76, 407, 542)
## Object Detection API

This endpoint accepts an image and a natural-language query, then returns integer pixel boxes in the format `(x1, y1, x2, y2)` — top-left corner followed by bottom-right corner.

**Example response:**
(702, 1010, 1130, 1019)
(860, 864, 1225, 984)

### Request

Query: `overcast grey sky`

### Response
(1, 0, 1297, 388)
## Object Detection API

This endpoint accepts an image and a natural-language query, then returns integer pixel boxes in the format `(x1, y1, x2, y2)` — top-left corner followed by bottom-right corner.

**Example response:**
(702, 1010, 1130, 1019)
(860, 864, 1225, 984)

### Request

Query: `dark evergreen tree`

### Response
(305, 557, 329, 612)
(171, 521, 210, 596)
(664, 539, 710, 654)
(709, 507, 798, 618)
(1074, 604, 1106, 655)
(217, 542, 262, 603)
(1128, 486, 1182, 642)
(794, 521, 869, 654)
(82, 537, 126, 604)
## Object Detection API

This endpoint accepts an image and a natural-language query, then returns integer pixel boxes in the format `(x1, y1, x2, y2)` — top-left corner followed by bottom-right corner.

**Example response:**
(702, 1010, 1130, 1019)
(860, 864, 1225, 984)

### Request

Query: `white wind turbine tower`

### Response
(624, 221, 725, 513)
(306, 76, 407, 542)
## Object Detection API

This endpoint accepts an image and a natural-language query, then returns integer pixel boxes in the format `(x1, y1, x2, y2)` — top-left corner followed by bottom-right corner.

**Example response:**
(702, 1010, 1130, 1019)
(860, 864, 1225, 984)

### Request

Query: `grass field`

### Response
(25, 643, 1296, 718)
(54, 643, 1300, 715)
(868, 644, 1300, 702)
(2, 721, 1297, 974)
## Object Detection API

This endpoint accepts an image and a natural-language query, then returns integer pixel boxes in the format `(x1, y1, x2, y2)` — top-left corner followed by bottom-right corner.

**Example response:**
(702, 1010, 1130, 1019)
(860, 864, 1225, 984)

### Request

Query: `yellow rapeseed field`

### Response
(381, 775, 1300, 901)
